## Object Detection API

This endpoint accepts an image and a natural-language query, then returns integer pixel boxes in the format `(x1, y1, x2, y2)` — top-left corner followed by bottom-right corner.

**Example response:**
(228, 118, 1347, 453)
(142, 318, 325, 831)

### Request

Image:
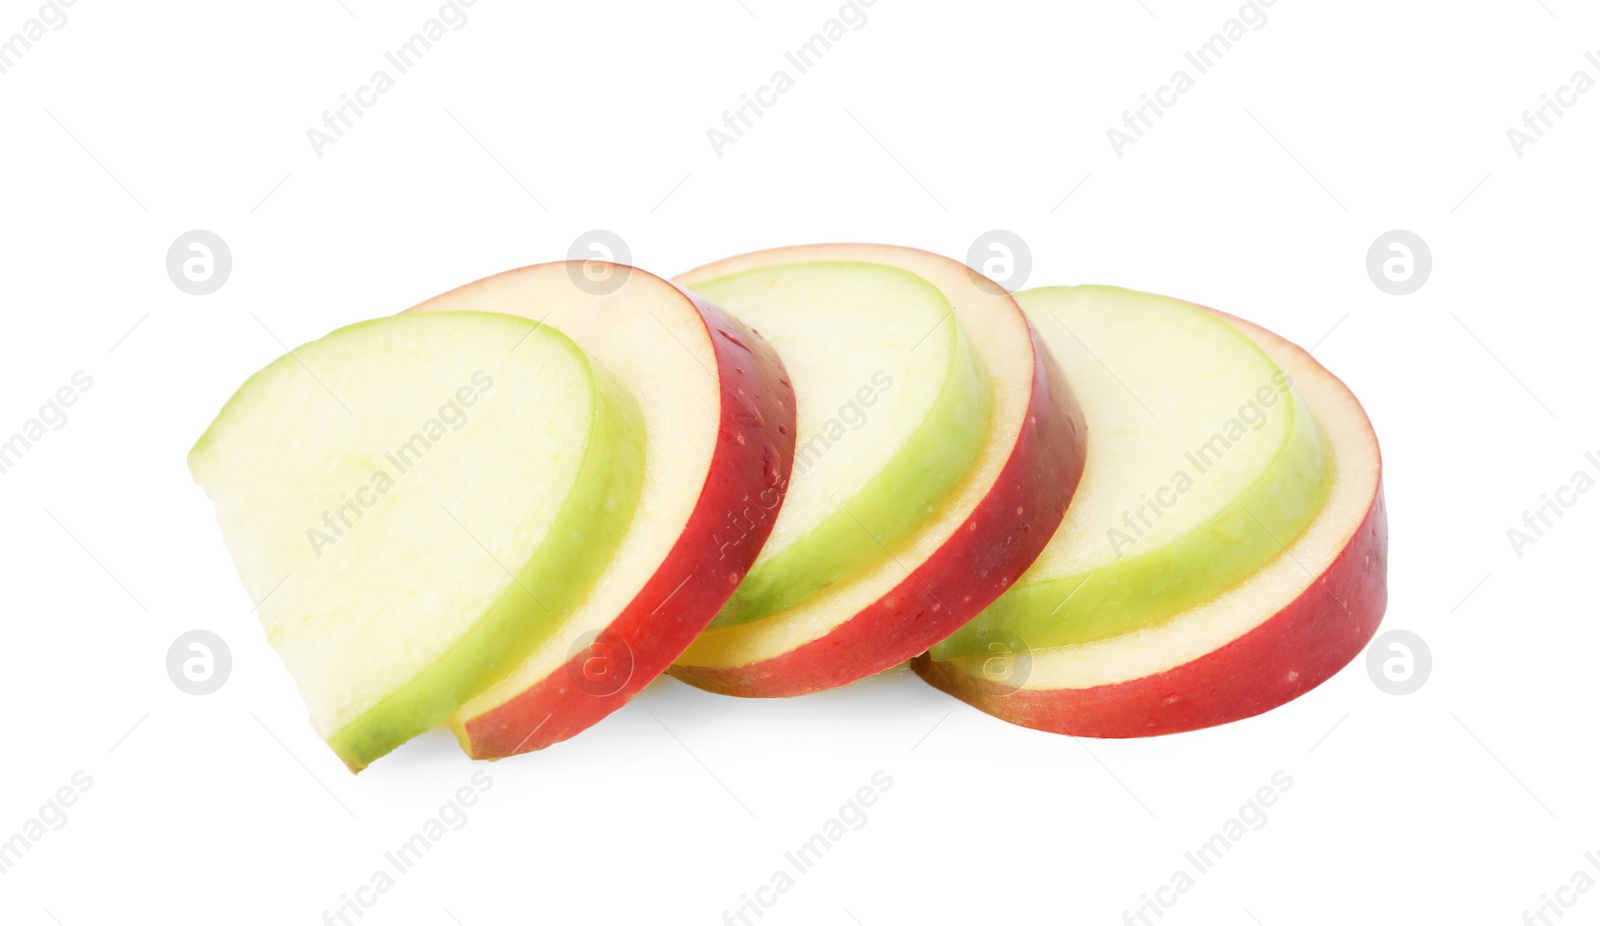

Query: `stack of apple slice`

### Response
(190, 245, 1384, 771)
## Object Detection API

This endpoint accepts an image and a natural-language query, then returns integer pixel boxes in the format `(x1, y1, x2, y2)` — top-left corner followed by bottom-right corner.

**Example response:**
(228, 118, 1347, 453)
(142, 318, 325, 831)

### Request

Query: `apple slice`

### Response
(913, 308, 1386, 736)
(693, 262, 993, 628)
(189, 312, 646, 771)
(403, 263, 796, 759)
(931, 286, 1333, 658)
(669, 244, 1088, 697)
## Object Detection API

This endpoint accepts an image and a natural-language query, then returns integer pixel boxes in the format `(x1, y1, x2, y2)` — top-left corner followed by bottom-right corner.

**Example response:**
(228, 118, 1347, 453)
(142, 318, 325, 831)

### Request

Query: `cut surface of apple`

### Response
(932, 285, 1332, 657)
(403, 263, 796, 759)
(692, 262, 992, 628)
(669, 244, 1088, 697)
(189, 312, 645, 770)
(914, 309, 1386, 737)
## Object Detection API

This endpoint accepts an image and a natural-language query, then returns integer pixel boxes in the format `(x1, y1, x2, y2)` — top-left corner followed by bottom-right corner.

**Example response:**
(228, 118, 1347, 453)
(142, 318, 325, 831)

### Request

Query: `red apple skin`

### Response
(668, 320, 1088, 698)
(461, 288, 796, 758)
(912, 486, 1388, 737)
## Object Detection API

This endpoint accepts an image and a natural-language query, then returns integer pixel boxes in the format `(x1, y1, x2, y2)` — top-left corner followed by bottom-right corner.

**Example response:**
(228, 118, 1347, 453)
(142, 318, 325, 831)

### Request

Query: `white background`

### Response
(1, 1, 1596, 924)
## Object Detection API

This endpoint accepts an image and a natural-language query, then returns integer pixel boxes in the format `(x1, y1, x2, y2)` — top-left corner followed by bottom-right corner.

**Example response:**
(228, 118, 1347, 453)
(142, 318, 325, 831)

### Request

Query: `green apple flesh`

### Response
(188, 312, 644, 770)
(932, 285, 1331, 657)
(692, 262, 991, 629)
